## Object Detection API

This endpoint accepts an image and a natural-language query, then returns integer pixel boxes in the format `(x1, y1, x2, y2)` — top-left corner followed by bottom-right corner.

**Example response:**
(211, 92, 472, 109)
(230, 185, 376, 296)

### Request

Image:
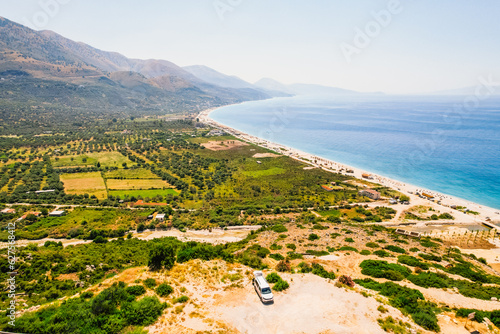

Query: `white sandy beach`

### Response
(199, 107, 500, 226)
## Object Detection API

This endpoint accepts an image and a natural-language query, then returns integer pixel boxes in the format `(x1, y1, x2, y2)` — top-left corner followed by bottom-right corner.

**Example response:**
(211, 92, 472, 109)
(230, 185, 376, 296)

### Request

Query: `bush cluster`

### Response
(360, 260, 411, 281)
(355, 279, 439, 332)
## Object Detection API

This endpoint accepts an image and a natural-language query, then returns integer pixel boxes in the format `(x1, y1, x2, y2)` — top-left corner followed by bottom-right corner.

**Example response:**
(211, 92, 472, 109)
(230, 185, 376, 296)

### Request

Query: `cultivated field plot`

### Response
(60, 172, 107, 199)
(242, 167, 285, 178)
(201, 140, 249, 151)
(51, 155, 97, 167)
(52, 152, 136, 168)
(109, 189, 178, 198)
(86, 152, 136, 168)
(106, 179, 169, 190)
(104, 168, 160, 179)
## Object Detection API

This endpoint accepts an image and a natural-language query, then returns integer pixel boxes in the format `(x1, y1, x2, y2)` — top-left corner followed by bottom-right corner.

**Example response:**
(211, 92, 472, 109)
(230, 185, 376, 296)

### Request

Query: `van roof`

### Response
(255, 275, 271, 289)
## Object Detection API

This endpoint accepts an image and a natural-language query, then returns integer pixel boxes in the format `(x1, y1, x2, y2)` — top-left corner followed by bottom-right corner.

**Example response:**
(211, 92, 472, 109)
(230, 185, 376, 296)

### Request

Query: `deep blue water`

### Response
(210, 95, 500, 210)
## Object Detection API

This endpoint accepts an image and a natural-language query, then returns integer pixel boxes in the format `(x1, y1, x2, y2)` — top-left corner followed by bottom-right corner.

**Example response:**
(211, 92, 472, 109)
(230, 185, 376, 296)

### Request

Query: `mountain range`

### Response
(0, 16, 372, 129)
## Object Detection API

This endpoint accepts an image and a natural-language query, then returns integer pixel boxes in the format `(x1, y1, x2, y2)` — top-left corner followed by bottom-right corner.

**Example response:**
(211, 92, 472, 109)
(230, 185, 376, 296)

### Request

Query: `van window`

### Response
(261, 287, 271, 294)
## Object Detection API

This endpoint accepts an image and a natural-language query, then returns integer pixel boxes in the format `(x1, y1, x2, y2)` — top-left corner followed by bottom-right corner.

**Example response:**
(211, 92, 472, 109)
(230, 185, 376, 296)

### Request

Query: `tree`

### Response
(148, 243, 176, 271)
(400, 195, 410, 202)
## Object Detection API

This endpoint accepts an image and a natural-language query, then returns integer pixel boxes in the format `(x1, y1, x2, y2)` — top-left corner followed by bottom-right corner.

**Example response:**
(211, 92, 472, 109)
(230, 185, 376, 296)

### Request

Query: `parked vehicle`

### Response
(252, 271, 274, 303)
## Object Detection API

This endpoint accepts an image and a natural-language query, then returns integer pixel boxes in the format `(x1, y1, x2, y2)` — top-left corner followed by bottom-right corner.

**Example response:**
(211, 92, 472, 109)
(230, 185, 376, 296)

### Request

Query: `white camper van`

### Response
(252, 271, 274, 303)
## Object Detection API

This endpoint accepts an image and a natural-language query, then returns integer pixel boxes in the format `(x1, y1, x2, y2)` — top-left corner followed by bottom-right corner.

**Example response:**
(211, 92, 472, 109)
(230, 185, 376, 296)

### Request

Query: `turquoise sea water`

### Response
(210, 95, 500, 210)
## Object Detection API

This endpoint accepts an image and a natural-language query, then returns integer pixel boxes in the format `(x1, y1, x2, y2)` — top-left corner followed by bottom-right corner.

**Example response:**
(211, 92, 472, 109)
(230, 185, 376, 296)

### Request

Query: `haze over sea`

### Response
(210, 95, 500, 210)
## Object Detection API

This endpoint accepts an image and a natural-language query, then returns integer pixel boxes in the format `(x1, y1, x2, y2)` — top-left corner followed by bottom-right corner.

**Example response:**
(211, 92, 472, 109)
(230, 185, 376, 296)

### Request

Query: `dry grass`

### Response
(106, 179, 170, 190)
(60, 172, 107, 199)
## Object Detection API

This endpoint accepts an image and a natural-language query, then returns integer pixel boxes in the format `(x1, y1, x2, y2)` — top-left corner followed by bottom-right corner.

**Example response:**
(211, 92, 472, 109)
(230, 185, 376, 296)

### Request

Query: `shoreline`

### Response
(198, 106, 500, 226)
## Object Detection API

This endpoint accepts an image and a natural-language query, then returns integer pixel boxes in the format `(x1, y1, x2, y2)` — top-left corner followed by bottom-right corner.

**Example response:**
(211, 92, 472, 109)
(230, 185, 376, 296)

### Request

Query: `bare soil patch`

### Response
(202, 140, 249, 151)
(252, 153, 280, 158)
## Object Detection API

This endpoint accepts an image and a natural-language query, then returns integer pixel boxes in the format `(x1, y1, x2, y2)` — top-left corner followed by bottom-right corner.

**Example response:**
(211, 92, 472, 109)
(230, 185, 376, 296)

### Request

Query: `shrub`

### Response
(409, 247, 420, 252)
(286, 252, 303, 260)
(447, 263, 489, 283)
(270, 243, 282, 250)
(397, 255, 429, 270)
(419, 239, 439, 248)
(377, 305, 388, 313)
(273, 279, 290, 291)
(411, 310, 440, 332)
(384, 245, 406, 254)
(269, 253, 285, 261)
(173, 295, 189, 304)
(297, 262, 312, 273)
(359, 260, 411, 281)
(286, 243, 296, 251)
(366, 242, 380, 248)
(156, 283, 174, 297)
(355, 279, 439, 331)
(276, 259, 291, 272)
(271, 224, 288, 233)
(122, 296, 165, 326)
(266, 272, 282, 284)
(373, 250, 391, 258)
(311, 263, 335, 279)
(478, 257, 487, 265)
(238, 251, 264, 269)
(144, 278, 157, 289)
(438, 213, 454, 220)
(148, 243, 176, 271)
(126, 285, 146, 296)
(338, 275, 355, 287)
(330, 233, 341, 239)
(305, 249, 329, 256)
(313, 224, 328, 230)
(418, 253, 442, 262)
(344, 238, 354, 243)
(80, 291, 94, 299)
(308, 233, 320, 241)
(339, 246, 358, 252)
(360, 250, 371, 256)
(407, 272, 449, 289)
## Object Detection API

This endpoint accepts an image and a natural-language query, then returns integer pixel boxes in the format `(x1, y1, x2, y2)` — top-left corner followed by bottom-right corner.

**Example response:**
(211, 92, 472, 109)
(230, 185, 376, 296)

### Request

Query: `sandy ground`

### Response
(0, 226, 259, 249)
(201, 140, 249, 151)
(252, 153, 281, 158)
(136, 226, 260, 244)
(215, 274, 390, 334)
(199, 108, 500, 225)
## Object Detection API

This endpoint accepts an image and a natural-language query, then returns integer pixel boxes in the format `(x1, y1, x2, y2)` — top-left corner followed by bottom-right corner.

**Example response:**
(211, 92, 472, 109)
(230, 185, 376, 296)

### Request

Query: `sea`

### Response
(210, 95, 500, 210)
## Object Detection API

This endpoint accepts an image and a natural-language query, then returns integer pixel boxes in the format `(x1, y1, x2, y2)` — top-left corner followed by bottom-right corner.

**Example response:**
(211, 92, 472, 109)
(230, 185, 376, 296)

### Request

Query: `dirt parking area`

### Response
(215, 274, 391, 334)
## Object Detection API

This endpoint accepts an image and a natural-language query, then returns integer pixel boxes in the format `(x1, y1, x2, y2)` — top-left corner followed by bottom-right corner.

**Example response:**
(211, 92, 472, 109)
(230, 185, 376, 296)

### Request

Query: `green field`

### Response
(52, 155, 97, 167)
(104, 168, 160, 179)
(242, 167, 286, 178)
(86, 152, 136, 168)
(109, 189, 179, 198)
(52, 152, 136, 168)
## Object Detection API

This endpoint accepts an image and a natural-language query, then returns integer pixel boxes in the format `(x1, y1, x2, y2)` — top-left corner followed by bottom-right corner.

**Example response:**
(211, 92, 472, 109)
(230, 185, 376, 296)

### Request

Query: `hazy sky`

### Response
(1, 0, 500, 93)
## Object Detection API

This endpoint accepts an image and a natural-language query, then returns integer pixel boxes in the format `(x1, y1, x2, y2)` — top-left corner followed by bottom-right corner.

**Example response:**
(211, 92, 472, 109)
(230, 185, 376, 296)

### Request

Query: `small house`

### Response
(358, 189, 381, 200)
(155, 214, 166, 221)
(49, 210, 66, 217)
(1, 208, 16, 214)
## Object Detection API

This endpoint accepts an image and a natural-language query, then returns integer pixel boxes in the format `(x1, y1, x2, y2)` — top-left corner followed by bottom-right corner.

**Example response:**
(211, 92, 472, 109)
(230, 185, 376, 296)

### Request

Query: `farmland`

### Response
(104, 168, 160, 179)
(60, 172, 107, 199)
(109, 189, 179, 198)
(52, 151, 136, 168)
(106, 179, 169, 190)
